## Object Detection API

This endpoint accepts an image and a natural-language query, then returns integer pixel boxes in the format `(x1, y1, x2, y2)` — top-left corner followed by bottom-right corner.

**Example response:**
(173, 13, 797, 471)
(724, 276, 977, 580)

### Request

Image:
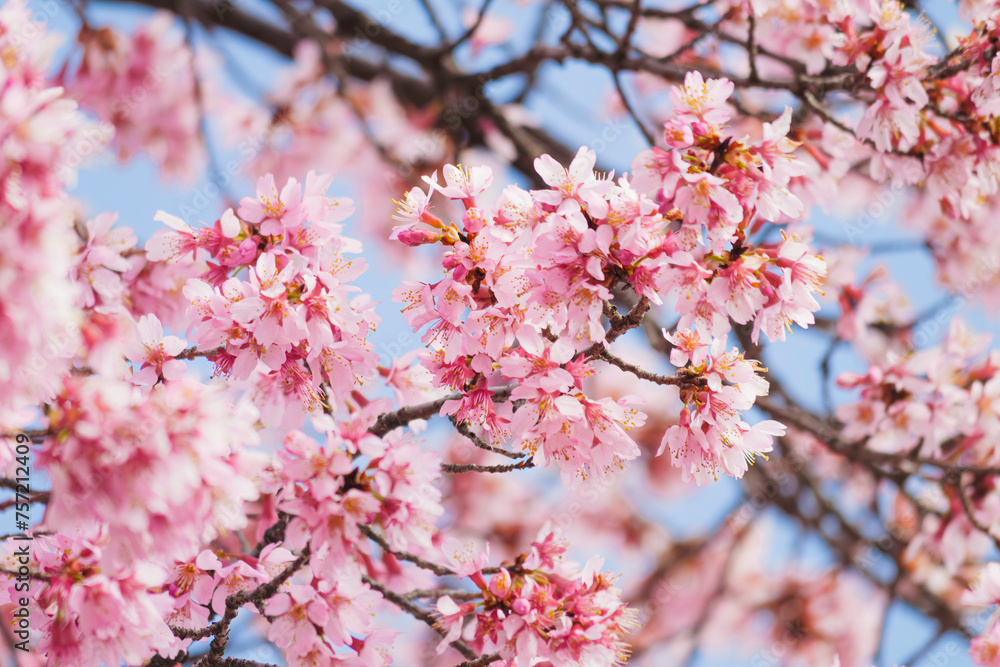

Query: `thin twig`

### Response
(599, 350, 689, 386)
(360, 524, 456, 577)
(362, 575, 480, 660)
(442, 459, 535, 474)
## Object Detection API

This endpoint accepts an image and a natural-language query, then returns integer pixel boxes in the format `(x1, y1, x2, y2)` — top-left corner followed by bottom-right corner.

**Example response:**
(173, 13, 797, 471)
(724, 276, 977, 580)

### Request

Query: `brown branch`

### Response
(442, 459, 535, 474)
(170, 621, 221, 641)
(362, 575, 481, 661)
(757, 399, 1000, 478)
(371, 386, 514, 438)
(598, 350, 688, 386)
(454, 653, 502, 667)
(612, 69, 655, 146)
(176, 345, 225, 360)
(0, 568, 50, 582)
(450, 417, 528, 460)
(746, 7, 760, 83)
(250, 511, 290, 558)
(955, 483, 1000, 551)
(402, 588, 482, 601)
(197, 547, 310, 665)
(360, 524, 456, 577)
(0, 492, 50, 511)
(448, 0, 498, 53)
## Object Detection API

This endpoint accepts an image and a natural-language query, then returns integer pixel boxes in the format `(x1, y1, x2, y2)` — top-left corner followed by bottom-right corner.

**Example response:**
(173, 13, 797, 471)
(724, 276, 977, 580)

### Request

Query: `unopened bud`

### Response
(511, 597, 530, 615)
(691, 121, 711, 137)
(397, 228, 441, 246)
(237, 238, 259, 262)
(489, 567, 512, 599)
(441, 225, 462, 245)
(463, 207, 488, 234)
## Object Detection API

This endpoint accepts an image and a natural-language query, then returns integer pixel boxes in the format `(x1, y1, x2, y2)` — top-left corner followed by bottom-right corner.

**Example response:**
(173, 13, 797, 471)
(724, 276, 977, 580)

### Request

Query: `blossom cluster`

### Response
(836, 319, 994, 459)
(6, 392, 443, 667)
(709, 524, 886, 667)
(63, 13, 205, 180)
(66, 209, 211, 388)
(0, 531, 178, 667)
(248, 424, 443, 666)
(164, 543, 292, 635)
(390, 72, 822, 485)
(434, 527, 639, 667)
(838, 1, 936, 154)
(631, 73, 825, 344)
(836, 319, 1000, 601)
(147, 172, 379, 428)
(626, 0, 1000, 319)
(266, 424, 443, 575)
(659, 330, 785, 484)
(0, 0, 97, 420)
(390, 154, 659, 485)
(38, 376, 262, 570)
(738, 0, 1000, 313)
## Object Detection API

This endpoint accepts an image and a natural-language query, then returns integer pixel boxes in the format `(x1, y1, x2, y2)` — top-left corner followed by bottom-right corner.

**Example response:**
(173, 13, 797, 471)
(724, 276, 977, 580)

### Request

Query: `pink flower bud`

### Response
(462, 207, 488, 234)
(397, 228, 441, 247)
(489, 567, 512, 599)
(511, 597, 530, 615)
(235, 238, 259, 264)
(691, 121, 711, 137)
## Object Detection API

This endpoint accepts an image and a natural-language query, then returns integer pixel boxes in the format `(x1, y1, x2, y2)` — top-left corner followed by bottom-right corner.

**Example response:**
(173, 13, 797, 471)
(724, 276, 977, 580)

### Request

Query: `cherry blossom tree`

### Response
(4, 0, 1000, 666)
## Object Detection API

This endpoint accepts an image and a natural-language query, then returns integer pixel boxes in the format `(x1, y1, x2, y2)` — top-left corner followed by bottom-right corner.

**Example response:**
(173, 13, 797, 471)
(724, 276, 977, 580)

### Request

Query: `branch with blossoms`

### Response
(1, 42, 820, 662)
(11, 0, 1000, 666)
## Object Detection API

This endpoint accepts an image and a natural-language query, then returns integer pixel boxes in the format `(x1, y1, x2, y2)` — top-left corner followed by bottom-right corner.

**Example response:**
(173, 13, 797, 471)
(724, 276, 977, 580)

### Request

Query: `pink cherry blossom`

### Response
(125, 314, 187, 385)
(669, 71, 735, 125)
